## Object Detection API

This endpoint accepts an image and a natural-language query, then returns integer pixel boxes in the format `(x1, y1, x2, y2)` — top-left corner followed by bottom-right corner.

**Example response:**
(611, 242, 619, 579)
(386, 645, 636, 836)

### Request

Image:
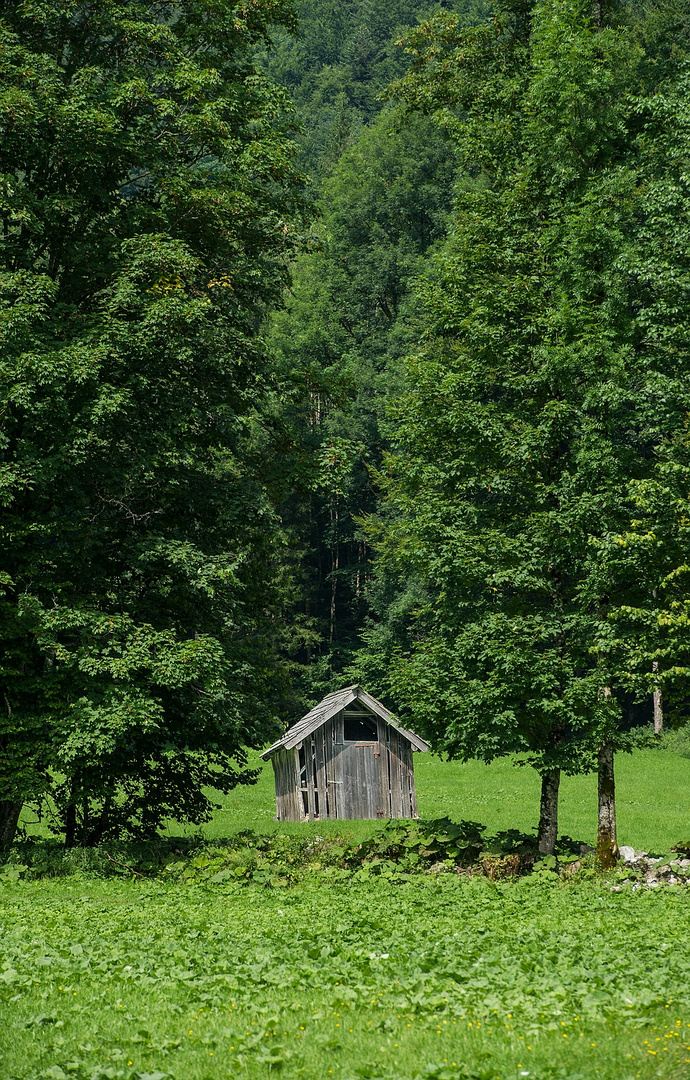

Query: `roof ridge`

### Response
(260, 685, 429, 759)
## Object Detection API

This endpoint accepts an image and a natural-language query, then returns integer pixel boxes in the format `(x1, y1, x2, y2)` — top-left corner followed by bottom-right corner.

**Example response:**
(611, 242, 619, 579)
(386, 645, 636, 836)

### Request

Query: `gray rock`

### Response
(619, 846, 636, 864)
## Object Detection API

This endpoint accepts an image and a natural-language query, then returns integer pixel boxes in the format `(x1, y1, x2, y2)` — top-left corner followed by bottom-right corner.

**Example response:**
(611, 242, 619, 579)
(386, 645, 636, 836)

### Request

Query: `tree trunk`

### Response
(652, 661, 663, 734)
(538, 768, 561, 855)
(64, 802, 77, 849)
(597, 742, 618, 868)
(87, 793, 113, 847)
(0, 801, 22, 849)
(653, 688, 663, 734)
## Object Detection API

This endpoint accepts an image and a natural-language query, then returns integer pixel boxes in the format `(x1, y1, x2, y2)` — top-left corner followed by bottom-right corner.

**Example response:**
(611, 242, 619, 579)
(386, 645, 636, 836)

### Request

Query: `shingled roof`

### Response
(260, 684, 429, 760)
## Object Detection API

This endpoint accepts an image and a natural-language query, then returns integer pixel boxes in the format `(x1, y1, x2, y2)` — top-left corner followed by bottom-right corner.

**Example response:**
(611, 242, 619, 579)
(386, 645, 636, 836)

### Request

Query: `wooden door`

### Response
(331, 708, 387, 819)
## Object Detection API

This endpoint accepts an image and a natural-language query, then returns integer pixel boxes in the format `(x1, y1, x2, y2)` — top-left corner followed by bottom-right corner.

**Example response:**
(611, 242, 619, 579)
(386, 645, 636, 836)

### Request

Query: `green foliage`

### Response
(250, 1, 489, 703)
(0, 0, 309, 842)
(14, 814, 673, 885)
(262, 0, 488, 177)
(360, 1, 690, 789)
(594, 427, 690, 718)
(264, 106, 458, 698)
(342, 817, 485, 872)
(1, 875, 690, 1078)
(341, 820, 586, 878)
(0, 820, 528, 884)
(658, 724, 690, 758)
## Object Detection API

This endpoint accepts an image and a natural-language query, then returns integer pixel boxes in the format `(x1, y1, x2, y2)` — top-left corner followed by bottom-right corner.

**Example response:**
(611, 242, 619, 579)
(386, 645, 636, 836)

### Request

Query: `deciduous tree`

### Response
(0, 0, 308, 844)
(362, 0, 690, 855)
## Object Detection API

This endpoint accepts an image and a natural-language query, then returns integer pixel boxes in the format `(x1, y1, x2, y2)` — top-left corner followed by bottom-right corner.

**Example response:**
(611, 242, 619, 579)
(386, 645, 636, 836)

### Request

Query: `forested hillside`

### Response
(263, 0, 486, 698)
(263, 0, 489, 176)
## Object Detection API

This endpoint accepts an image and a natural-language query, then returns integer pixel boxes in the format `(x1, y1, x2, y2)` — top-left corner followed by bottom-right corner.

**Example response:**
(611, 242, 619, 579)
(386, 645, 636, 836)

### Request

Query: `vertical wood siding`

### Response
(272, 749, 300, 821)
(269, 709, 420, 821)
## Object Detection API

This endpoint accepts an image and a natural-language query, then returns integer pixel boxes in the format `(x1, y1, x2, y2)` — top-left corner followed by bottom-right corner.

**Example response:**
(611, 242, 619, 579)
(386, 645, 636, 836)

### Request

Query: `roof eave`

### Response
(260, 684, 429, 757)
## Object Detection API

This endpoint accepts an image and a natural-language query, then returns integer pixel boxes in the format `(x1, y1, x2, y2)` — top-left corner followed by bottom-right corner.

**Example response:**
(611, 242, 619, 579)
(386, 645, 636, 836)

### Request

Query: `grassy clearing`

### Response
(415, 750, 690, 853)
(162, 747, 690, 853)
(1, 875, 690, 1080)
(6, 748, 689, 1080)
(18, 747, 690, 852)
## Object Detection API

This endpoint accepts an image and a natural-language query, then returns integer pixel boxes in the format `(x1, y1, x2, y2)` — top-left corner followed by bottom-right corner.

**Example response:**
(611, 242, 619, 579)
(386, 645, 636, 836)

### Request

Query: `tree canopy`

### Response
(355, 0, 690, 852)
(0, 0, 308, 844)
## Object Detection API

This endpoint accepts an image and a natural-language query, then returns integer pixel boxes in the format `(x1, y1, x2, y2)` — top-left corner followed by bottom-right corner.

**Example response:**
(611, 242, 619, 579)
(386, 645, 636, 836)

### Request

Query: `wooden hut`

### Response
(261, 684, 429, 822)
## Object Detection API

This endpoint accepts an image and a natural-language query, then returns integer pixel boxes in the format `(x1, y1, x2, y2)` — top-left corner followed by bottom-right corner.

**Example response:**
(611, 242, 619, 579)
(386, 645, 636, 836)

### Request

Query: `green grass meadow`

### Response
(3, 747, 690, 1080)
(190, 747, 690, 853)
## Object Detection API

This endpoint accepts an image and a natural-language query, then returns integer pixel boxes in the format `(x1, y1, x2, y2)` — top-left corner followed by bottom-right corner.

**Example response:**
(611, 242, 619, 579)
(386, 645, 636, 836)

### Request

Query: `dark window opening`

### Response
(298, 744, 309, 817)
(344, 711, 378, 742)
(312, 741, 319, 818)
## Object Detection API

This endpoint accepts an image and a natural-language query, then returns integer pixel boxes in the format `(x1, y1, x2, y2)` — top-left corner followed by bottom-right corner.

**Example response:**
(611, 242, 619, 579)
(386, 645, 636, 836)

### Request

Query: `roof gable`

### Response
(260, 685, 429, 759)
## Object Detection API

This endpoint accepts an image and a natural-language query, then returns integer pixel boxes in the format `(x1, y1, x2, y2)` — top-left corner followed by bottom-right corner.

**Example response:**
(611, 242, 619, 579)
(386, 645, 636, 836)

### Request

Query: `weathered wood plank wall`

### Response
(272, 749, 300, 821)
(270, 707, 420, 821)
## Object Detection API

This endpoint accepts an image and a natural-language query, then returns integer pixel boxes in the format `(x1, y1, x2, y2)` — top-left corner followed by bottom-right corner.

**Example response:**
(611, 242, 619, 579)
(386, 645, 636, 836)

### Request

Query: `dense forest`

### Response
(2, 0, 690, 857)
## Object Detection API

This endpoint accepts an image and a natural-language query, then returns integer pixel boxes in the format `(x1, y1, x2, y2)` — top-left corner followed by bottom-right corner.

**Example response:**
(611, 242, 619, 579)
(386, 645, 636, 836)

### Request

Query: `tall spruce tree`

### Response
(361, 0, 690, 858)
(0, 0, 308, 845)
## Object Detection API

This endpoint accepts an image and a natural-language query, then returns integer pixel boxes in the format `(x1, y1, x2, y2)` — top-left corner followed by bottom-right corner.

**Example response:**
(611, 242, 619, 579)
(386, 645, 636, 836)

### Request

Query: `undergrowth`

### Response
(658, 723, 690, 758)
(0, 818, 626, 887)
